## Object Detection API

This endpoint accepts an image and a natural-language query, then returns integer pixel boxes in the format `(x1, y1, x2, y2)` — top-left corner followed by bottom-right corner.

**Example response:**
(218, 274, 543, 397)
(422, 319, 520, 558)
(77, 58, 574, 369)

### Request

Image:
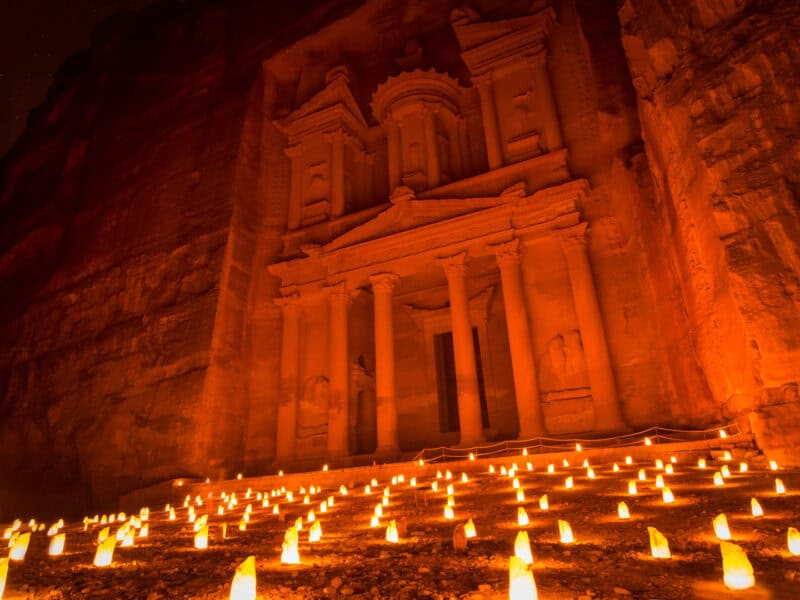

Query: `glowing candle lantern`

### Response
(446, 470, 453, 480)
(562, 459, 569, 468)
(230, 555, 256, 600)
(721, 465, 731, 478)
(613, 463, 620, 472)
(739, 462, 748, 473)
(719, 429, 727, 439)
(662, 487, 674, 504)
(386, 520, 399, 543)
(788, 527, 800, 555)
(322, 464, 328, 471)
(565, 476, 574, 489)
(638, 469, 647, 481)
(286, 492, 294, 502)
(644, 437, 652, 446)
(489, 465, 496, 474)
(464, 518, 477, 538)
(512, 477, 520, 490)
(410, 477, 417, 487)
(195, 525, 209, 549)
(121, 529, 135, 548)
(516, 489, 525, 503)
(101, 515, 108, 525)
(238, 519, 247, 532)
(625, 456, 633, 465)
(140, 523, 149, 538)
(509, 555, 537, 600)
(384, 487, 390, 498)
(665, 464, 674, 475)
(169, 508, 176, 520)
(295, 516, 303, 531)
(446, 483, 455, 496)
(775, 478, 786, 494)
(576, 442, 582, 452)
(655, 459, 664, 470)
(374, 504, 383, 518)
(514, 530, 533, 564)
(547, 464, 554, 474)
(444, 505, 455, 520)
(303, 494, 310, 505)
(517, 507, 530, 526)
(722, 451, 732, 461)
(218, 506, 224, 516)
(526, 462, 533, 471)
(0, 557, 7, 599)
(10, 532, 30, 561)
(370, 515, 380, 528)
(273, 504, 280, 515)
(460, 472, 468, 484)
(447, 495, 456, 507)
(720, 541, 754, 590)
(97, 527, 110, 544)
(469, 452, 475, 461)
(647, 527, 670, 559)
(628, 481, 638, 495)
(364, 485, 371, 495)
(587, 468, 596, 479)
(770, 460, 779, 471)
(320, 502, 327, 513)
(339, 484, 348, 495)
(713, 472, 724, 486)
(431, 482, 438, 493)
(309, 521, 322, 543)
(307, 509, 315, 523)
(94, 536, 116, 567)
(47, 523, 59, 536)
(751, 498, 763, 517)
(713, 514, 731, 540)
(558, 520, 574, 544)
(281, 526, 300, 564)
(48, 533, 65, 556)
(501, 466, 508, 476)
(617, 502, 630, 519)
(539, 495, 549, 511)
(655, 474, 664, 489)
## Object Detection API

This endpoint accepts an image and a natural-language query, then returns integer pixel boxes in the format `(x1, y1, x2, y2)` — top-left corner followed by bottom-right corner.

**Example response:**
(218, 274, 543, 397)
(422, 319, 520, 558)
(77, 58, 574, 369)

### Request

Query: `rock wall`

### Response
(0, 0, 797, 518)
(618, 0, 800, 461)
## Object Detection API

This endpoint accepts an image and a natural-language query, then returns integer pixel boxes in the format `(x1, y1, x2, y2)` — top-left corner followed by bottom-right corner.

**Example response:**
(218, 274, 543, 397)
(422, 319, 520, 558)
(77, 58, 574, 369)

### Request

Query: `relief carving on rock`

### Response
(297, 375, 329, 438)
(538, 330, 590, 392)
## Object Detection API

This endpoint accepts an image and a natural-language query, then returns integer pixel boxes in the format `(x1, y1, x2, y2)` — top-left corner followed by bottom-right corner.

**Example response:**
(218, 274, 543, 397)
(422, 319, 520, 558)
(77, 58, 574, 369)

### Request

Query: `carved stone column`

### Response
(423, 104, 441, 187)
(328, 129, 346, 218)
(386, 118, 401, 192)
(327, 282, 351, 457)
(275, 292, 302, 462)
(438, 252, 486, 445)
(558, 224, 625, 431)
(369, 273, 401, 455)
(473, 72, 503, 170)
(532, 56, 563, 151)
(495, 240, 546, 438)
(285, 145, 304, 230)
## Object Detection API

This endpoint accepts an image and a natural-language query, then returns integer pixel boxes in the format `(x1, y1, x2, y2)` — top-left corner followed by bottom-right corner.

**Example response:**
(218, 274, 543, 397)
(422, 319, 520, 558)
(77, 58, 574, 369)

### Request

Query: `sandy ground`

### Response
(2, 449, 799, 599)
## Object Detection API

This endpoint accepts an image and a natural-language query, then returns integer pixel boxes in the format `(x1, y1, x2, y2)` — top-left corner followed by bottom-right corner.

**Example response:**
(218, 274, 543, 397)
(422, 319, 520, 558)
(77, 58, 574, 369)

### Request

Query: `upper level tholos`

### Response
(274, 3, 569, 259)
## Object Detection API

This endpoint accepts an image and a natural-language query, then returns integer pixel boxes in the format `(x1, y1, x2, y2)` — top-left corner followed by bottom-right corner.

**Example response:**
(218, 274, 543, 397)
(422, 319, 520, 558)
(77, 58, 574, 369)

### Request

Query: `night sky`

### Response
(0, 0, 153, 158)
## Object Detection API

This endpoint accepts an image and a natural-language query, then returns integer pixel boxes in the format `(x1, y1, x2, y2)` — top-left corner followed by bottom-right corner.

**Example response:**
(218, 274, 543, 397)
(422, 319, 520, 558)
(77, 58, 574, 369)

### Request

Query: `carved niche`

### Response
(276, 66, 372, 230)
(372, 69, 468, 193)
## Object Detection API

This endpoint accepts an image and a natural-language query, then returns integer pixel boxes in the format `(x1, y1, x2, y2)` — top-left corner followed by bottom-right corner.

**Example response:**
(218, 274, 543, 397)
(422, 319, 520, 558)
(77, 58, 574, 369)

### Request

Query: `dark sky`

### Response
(0, 0, 154, 159)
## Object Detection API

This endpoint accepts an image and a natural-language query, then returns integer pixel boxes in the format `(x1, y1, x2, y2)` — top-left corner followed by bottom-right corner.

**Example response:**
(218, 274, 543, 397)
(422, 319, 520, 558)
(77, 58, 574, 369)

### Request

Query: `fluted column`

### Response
(473, 72, 503, 170)
(438, 252, 486, 445)
(275, 292, 302, 462)
(369, 273, 401, 455)
(558, 224, 625, 431)
(423, 104, 441, 187)
(386, 118, 401, 192)
(327, 282, 351, 457)
(532, 56, 563, 151)
(495, 240, 546, 438)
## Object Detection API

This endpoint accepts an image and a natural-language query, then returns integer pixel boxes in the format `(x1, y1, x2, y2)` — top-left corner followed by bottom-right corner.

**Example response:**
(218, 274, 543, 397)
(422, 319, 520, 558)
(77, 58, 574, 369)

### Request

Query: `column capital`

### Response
(437, 251, 468, 277)
(471, 71, 494, 87)
(326, 281, 356, 305)
(556, 222, 589, 249)
(283, 144, 303, 159)
(274, 291, 301, 311)
(369, 272, 400, 293)
(494, 239, 521, 267)
(323, 128, 349, 144)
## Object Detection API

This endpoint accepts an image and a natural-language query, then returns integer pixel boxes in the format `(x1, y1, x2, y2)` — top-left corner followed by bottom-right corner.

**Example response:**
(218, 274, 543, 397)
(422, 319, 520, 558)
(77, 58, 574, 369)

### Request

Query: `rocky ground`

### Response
(2, 447, 799, 599)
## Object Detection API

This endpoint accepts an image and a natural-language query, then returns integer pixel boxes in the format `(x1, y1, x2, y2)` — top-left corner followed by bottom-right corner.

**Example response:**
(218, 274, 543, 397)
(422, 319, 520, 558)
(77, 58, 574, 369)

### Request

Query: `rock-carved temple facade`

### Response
(268, 7, 626, 462)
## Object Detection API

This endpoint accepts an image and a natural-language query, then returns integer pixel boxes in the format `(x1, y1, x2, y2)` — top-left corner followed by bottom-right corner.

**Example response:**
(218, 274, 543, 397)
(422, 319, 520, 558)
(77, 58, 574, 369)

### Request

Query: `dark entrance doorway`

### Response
(434, 328, 490, 433)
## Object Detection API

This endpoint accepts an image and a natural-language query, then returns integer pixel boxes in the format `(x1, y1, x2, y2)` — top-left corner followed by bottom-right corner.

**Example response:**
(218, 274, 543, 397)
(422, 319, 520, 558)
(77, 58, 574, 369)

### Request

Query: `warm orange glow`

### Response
(370, 515, 380, 528)
(722, 450, 732, 461)
(281, 526, 300, 564)
(644, 437, 652, 446)
(374, 503, 383, 518)
(713, 514, 731, 540)
(461, 472, 469, 483)
(662, 487, 674, 504)
(665, 463, 674, 475)
(713, 472, 724, 486)
(309, 521, 322, 543)
(625, 456, 633, 465)
(655, 474, 664, 489)
(469, 452, 475, 461)
(617, 502, 630, 519)
(489, 465, 496, 474)
(140, 523, 149, 538)
(97, 526, 110, 543)
(307, 509, 315, 523)
(587, 468, 595, 479)
(230, 555, 256, 600)
(751, 498, 763, 517)
(447, 495, 455, 507)
(446, 483, 455, 496)
(558, 520, 574, 543)
(195, 525, 209, 549)
(647, 527, 670, 559)
(514, 530, 533, 564)
(613, 463, 620, 472)
(720, 541, 754, 590)
(576, 442, 582, 452)
(444, 505, 455, 520)
(547, 464, 554, 474)
(638, 469, 646, 481)
(48, 533, 65, 556)
(512, 477, 520, 489)
(739, 462, 748, 473)
(721, 465, 731, 478)
(94, 536, 116, 567)
(464, 518, 476, 538)
(655, 459, 664, 470)
(386, 520, 399, 543)
(9, 532, 30, 561)
(775, 478, 786, 494)
(431, 482, 438, 493)
(0, 557, 7, 599)
(788, 527, 800, 556)
(538, 495, 548, 510)
(565, 476, 573, 489)
(698, 458, 706, 469)
(770, 460, 779, 471)
(516, 489, 525, 503)
(628, 481, 637, 495)
(517, 507, 529, 526)
(509, 555, 537, 600)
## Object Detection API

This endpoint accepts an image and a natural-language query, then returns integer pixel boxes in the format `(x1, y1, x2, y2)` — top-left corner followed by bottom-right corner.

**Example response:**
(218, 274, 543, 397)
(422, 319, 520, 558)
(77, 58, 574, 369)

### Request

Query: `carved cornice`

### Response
(368, 272, 400, 293)
(274, 290, 302, 313)
(494, 238, 521, 266)
(437, 251, 468, 277)
(556, 222, 589, 248)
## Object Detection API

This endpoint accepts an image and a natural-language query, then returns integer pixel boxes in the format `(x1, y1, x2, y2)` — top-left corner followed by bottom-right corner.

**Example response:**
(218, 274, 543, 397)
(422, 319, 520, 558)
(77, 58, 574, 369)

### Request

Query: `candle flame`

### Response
(617, 502, 630, 519)
(230, 555, 256, 600)
(647, 527, 670, 559)
(558, 520, 574, 544)
(720, 541, 754, 590)
(509, 555, 538, 600)
(514, 530, 533, 564)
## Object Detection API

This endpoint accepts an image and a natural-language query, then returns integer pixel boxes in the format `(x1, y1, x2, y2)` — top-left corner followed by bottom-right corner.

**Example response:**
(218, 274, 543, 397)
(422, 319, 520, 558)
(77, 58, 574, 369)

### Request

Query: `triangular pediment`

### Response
(276, 67, 368, 140)
(324, 197, 508, 251)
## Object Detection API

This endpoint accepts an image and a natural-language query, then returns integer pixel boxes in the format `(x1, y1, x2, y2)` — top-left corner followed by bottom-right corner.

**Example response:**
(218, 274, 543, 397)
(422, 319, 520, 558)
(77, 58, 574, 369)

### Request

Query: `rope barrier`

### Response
(411, 421, 746, 464)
